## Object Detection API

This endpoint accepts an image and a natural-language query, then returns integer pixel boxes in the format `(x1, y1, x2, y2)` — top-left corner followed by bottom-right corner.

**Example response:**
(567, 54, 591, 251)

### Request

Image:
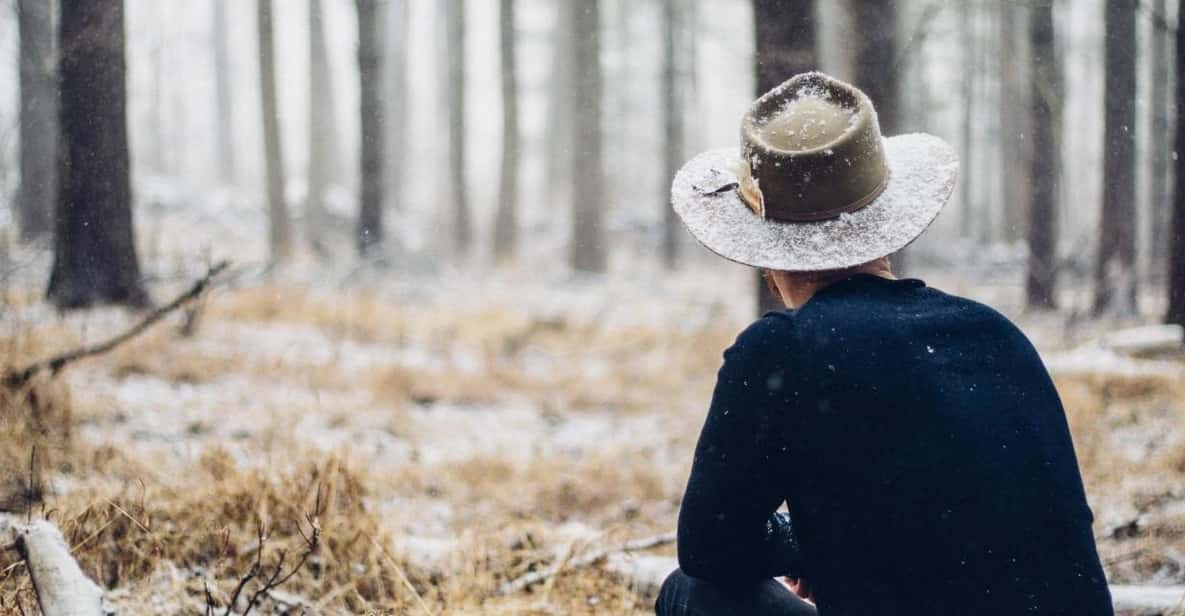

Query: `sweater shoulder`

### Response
(723, 311, 799, 365)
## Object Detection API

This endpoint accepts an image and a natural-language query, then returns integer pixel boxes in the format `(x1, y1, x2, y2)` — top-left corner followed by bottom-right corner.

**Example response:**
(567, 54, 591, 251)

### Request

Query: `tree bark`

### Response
(384, 0, 409, 214)
(851, 0, 912, 273)
(999, 1, 1030, 244)
(1167, 0, 1185, 326)
(445, 0, 471, 256)
(661, 0, 685, 270)
(751, 0, 816, 313)
(17, 0, 56, 241)
(1094, 0, 1138, 316)
(850, 0, 899, 135)
(356, 0, 385, 255)
(307, 0, 333, 246)
(212, 0, 236, 186)
(1148, 0, 1173, 277)
(569, 1, 606, 273)
(545, 3, 575, 215)
(958, 0, 977, 241)
(257, 0, 291, 262)
(48, 0, 149, 309)
(1025, 0, 1061, 310)
(493, 0, 519, 264)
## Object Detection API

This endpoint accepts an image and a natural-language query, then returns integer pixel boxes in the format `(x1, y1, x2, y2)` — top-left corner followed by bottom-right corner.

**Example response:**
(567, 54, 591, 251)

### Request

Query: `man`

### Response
(656, 73, 1113, 615)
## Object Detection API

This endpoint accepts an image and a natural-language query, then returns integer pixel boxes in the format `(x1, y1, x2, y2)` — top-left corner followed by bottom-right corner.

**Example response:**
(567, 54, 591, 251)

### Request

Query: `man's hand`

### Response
(783, 577, 814, 602)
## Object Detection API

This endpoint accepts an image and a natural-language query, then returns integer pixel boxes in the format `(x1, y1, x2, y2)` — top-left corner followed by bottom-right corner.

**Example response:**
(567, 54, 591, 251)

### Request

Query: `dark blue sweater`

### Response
(676, 275, 1113, 615)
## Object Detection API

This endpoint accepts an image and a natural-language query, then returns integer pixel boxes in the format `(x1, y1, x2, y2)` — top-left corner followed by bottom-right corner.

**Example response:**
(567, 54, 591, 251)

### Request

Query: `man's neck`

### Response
(779, 264, 896, 309)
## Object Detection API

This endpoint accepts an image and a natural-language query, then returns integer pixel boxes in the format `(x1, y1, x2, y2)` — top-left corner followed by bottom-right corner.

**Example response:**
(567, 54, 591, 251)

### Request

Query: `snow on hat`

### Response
(671, 72, 959, 272)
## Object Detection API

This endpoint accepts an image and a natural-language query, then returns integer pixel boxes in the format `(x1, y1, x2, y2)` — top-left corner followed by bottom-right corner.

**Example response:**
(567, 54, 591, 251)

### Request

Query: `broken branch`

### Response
(497, 531, 676, 596)
(3, 261, 230, 388)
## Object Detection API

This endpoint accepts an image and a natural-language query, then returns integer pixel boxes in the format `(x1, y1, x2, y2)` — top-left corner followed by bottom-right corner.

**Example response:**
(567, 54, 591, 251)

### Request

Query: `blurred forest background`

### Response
(0, 0, 1184, 614)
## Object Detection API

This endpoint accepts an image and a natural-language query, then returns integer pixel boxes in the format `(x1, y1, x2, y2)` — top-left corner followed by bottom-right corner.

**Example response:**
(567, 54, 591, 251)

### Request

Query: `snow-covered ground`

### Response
(1, 212, 1183, 613)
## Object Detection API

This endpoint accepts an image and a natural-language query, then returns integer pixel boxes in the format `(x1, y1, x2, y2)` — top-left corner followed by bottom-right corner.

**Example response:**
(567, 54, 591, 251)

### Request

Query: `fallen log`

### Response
(587, 550, 1185, 615)
(1, 516, 104, 616)
(497, 531, 675, 596)
(1110, 584, 1185, 614)
(1098, 325, 1185, 358)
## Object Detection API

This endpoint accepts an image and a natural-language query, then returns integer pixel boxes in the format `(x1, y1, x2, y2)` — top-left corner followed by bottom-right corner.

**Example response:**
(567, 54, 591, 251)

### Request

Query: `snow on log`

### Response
(0, 515, 104, 616)
(1098, 325, 1185, 357)
(592, 552, 1185, 615)
(1110, 584, 1185, 614)
(604, 553, 677, 595)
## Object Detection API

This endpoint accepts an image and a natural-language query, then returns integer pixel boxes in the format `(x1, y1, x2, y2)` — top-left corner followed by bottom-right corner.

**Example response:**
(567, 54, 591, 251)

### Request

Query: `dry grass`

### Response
(1056, 370, 1185, 584)
(5, 282, 1185, 613)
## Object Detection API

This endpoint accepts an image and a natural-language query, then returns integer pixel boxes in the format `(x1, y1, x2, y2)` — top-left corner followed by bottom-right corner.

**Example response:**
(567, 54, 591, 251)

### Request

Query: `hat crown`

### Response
(756, 95, 855, 152)
(740, 72, 890, 222)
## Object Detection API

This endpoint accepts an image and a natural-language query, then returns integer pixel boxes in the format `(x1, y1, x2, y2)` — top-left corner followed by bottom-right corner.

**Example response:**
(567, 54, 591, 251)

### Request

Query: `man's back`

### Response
(773, 274, 1111, 614)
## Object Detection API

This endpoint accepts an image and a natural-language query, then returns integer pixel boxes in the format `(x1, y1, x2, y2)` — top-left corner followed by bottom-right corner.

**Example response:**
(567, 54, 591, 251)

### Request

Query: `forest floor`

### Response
(0, 237, 1184, 614)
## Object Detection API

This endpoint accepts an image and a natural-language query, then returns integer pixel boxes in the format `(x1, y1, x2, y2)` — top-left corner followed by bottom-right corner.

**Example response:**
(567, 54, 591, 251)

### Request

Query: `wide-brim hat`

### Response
(671, 72, 959, 272)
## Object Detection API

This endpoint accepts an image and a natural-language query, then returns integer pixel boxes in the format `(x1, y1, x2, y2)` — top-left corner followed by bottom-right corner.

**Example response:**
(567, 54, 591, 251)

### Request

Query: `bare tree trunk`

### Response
(445, 0, 471, 256)
(979, 3, 1001, 245)
(384, 0, 408, 215)
(1148, 0, 1173, 278)
(48, 0, 149, 309)
(356, 0, 385, 255)
(850, 0, 907, 271)
(307, 0, 333, 247)
(148, 20, 166, 175)
(545, 3, 574, 215)
(1167, 1, 1185, 326)
(493, 0, 519, 264)
(1026, 0, 1061, 310)
(999, 1, 1030, 244)
(1094, 0, 1138, 316)
(257, 0, 291, 262)
(569, 1, 606, 273)
(212, 0, 236, 187)
(958, 0, 976, 241)
(751, 0, 816, 313)
(661, 0, 685, 270)
(850, 0, 899, 134)
(16, 0, 56, 240)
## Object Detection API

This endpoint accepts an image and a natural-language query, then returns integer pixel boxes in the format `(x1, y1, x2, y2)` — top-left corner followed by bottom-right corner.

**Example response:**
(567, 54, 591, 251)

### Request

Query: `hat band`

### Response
(738, 166, 891, 223)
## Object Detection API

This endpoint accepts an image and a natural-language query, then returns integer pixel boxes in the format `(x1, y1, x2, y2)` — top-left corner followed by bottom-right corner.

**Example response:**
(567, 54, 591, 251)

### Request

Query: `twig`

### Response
(497, 531, 676, 596)
(204, 582, 215, 616)
(228, 488, 322, 616)
(3, 261, 230, 387)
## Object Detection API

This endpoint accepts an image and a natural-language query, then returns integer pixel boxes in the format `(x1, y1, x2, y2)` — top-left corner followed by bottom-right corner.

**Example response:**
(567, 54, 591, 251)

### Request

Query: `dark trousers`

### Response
(655, 568, 818, 616)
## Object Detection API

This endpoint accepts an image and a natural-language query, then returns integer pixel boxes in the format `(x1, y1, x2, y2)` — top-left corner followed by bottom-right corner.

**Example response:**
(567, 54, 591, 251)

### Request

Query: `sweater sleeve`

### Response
(676, 316, 802, 586)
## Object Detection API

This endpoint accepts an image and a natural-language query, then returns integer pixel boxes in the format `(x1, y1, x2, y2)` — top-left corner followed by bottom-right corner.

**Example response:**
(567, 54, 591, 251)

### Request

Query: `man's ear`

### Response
(762, 269, 781, 298)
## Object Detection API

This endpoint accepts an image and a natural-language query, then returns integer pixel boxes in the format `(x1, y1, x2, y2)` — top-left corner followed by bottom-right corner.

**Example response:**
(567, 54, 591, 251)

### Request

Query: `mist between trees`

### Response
(0, 0, 1182, 321)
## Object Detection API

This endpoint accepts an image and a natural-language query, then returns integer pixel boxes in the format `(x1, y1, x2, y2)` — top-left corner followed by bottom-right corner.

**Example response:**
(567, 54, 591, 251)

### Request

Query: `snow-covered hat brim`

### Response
(671, 133, 959, 272)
